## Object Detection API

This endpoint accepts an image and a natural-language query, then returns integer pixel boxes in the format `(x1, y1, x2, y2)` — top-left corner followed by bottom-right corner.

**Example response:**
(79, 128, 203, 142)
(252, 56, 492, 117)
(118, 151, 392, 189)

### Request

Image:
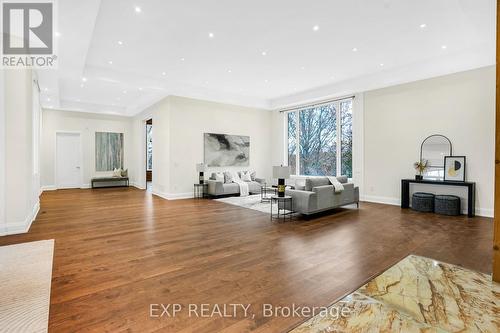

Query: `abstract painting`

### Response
(95, 132, 124, 171)
(444, 156, 466, 182)
(204, 133, 250, 167)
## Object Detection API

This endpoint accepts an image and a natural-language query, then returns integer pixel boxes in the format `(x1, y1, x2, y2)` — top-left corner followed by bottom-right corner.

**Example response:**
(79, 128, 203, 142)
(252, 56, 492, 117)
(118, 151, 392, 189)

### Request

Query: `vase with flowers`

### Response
(413, 160, 428, 180)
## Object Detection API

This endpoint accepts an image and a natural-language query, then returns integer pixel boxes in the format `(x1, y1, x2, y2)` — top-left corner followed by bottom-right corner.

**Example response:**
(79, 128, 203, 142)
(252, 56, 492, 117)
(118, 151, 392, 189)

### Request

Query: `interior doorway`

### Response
(56, 132, 82, 189)
(146, 119, 153, 191)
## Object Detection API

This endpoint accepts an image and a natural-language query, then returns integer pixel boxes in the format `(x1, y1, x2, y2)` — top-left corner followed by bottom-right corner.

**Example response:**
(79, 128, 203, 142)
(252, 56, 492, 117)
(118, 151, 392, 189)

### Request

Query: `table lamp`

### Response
(273, 165, 291, 197)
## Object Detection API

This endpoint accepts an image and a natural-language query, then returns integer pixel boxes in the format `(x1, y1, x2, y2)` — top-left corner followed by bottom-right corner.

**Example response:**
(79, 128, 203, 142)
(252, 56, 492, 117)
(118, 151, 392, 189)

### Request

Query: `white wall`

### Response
(133, 95, 273, 199)
(2, 67, 38, 235)
(40, 110, 134, 189)
(363, 66, 495, 217)
(0, 70, 5, 233)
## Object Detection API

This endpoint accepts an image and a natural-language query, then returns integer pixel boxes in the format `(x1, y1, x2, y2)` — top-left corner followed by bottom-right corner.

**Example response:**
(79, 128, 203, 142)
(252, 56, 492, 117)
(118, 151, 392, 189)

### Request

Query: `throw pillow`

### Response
(241, 171, 251, 182)
(215, 172, 224, 182)
(250, 170, 256, 181)
(113, 168, 122, 177)
(224, 171, 234, 184)
(121, 169, 128, 177)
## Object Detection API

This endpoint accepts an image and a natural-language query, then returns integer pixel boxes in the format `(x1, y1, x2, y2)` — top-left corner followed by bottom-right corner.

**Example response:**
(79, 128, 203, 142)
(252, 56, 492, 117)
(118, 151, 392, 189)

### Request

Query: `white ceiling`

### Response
(38, 0, 496, 116)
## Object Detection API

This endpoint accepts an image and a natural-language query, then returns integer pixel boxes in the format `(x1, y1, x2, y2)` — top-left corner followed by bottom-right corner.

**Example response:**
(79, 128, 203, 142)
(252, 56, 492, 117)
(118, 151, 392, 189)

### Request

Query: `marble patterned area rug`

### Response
(291, 255, 500, 333)
(0, 240, 55, 333)
(215, 194, 286, 214)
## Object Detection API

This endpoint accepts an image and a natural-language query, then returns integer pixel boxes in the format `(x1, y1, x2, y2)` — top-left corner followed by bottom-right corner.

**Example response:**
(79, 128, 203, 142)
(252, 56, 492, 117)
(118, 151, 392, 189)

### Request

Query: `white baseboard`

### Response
(0, 200, 40, 236)
(360, 195, 493, 218)
(152, 190, 193, 200)
(130, 182, 145, 189)
(41, 185, 57, 192)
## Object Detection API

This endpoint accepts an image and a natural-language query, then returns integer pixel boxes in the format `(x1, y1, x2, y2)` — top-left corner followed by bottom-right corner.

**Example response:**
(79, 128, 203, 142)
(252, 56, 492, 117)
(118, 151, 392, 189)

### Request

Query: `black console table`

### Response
(401, 179, 476, 217)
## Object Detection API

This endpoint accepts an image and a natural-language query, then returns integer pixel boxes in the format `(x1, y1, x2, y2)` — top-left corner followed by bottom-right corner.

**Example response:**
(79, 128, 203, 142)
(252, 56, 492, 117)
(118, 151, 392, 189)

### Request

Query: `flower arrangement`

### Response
(413, 160, 428, 179)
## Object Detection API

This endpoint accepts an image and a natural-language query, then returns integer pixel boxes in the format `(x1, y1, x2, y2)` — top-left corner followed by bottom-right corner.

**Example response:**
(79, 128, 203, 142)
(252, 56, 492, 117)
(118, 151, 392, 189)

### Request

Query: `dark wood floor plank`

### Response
(0, 187, 493, 332)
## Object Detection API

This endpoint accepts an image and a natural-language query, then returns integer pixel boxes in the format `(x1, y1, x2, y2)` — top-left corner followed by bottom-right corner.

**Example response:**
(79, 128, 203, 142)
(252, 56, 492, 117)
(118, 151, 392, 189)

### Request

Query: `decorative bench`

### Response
(91, 177, 129, 188)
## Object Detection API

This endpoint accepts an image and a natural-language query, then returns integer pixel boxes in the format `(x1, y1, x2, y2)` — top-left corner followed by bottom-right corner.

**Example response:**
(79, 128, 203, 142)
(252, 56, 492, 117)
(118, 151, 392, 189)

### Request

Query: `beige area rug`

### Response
(0, 240, 55, 333)
(291, 255, 500, 332)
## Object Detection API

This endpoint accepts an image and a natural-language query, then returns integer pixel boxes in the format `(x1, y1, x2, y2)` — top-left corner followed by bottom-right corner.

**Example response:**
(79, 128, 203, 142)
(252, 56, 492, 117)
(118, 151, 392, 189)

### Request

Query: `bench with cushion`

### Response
(91, 177, 129, 188)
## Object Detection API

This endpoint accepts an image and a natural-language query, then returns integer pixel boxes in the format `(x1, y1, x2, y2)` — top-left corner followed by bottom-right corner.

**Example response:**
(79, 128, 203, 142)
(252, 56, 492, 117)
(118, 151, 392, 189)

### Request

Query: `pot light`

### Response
(108, 60, 113, 65)
(208, 32, 214, 38)
(123, 90, 127, 94)
(441, 45, 447, 49)
(313, 25, 320, 31)
(380, 63, 384, 67)
(261, 51, 267, 56)
(352, 47, 358, 52)
(300, 66, 305, 70)
(180, 57, 185, 61)
(117, 40, 123, 45)
(81, 77, 87, 82)
(227, 69, 232, 73)
(44, 87, 48, 92)
(162, 72, 166, 76)
(76, 99, 81, 102)
(47, 97, 51, 102)
(134, 6, 141, 13)
(264, 79, 269, 83)
(55, 32, 61, 37)
(138, 87, 143, 91)
(420, 23, 427, 29)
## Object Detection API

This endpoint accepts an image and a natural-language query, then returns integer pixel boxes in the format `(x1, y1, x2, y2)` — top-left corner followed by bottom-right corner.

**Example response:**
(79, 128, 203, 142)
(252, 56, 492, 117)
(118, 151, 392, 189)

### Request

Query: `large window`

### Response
(286, 98, 353, 177)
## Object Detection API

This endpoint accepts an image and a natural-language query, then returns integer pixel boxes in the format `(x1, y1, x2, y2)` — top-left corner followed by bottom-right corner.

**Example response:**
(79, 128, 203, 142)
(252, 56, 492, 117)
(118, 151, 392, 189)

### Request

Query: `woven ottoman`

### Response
(434, 195, 461, 216)
(412, 192, 435, 212)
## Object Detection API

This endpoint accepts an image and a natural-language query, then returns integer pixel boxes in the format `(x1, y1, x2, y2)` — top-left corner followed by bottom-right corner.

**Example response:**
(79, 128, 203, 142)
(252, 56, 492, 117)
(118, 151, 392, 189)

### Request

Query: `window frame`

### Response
(284, 97, 353, 177)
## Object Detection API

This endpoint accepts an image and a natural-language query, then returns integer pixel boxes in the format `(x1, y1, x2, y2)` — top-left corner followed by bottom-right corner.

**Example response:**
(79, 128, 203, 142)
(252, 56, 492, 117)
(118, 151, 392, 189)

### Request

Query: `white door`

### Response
(56, 132, 82, 188)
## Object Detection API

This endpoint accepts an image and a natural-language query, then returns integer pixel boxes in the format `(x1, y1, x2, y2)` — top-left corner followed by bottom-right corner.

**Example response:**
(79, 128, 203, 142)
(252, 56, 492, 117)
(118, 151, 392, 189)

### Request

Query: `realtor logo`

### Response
(1, 1, 57, 67)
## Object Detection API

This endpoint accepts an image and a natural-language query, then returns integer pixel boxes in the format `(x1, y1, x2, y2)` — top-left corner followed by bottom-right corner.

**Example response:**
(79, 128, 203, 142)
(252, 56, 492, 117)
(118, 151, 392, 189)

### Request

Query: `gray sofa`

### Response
(206, 172, 265, 197)
(287, 176, 359, 215)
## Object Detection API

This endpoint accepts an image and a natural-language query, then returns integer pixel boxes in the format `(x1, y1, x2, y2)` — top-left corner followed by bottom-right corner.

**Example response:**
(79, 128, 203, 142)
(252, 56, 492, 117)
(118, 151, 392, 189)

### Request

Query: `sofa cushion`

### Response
(305, 177, 331, 191)
(337, 176, 348, 184)
(241, 170, 252, 182)
(214, 172, 224, 182)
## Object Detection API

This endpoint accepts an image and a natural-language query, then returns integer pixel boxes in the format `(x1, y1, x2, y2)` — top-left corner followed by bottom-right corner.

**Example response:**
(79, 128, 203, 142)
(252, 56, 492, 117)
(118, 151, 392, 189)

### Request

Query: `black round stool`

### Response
(412, 192, 435, 212)
(434, 195, 461, 216)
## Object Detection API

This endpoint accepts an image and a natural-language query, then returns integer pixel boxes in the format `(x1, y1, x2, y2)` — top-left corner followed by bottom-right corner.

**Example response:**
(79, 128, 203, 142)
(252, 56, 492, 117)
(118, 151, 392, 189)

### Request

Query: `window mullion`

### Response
(336, 102, 341, 176)
(295, 110, 300, 176)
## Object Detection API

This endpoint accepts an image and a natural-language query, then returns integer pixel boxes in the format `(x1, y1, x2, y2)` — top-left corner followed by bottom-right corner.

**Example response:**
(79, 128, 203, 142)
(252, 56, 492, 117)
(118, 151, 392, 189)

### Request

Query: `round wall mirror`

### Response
(420, 134, 452, 180)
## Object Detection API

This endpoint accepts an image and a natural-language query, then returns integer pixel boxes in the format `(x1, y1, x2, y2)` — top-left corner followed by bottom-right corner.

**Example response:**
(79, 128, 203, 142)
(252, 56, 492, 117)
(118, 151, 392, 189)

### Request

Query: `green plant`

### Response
(413, 160, 428, 175)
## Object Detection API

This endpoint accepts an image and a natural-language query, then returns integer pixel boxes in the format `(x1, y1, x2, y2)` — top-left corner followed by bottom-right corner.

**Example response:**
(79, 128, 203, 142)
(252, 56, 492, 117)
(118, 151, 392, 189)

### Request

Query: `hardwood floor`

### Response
(0, 188, 493, 332)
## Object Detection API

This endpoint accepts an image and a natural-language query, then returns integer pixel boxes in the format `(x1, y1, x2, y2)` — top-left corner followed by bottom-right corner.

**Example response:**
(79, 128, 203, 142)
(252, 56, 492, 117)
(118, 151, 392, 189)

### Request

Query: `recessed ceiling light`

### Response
(108, 60, 113, 65)
(134, 6, 141, 13)
(300, 66, 305, 70)
(180, 57, 185, 61)
(44, 87, 48, 92)
(227, 69, 232, 73)
(76, 99, 81, 102)
(123, 90, 127, 94)
(138, 87, 143, 91)
(261, 51, 267, 56)
(264, 79, 269, 83)
(352, 47, 358, 52)
(313, 25, 320, 31)
(420, 23, 427, 29)
(208, 32, 214, 38)
(47, 97, 51, 101)
(117, 40, 123, 45)
(162, 72, 166, 76)
(55, 32, 61, 37)
(81, 77, 87, 82)
(380, 63, 384, 67)
(441, 45, 447, 49)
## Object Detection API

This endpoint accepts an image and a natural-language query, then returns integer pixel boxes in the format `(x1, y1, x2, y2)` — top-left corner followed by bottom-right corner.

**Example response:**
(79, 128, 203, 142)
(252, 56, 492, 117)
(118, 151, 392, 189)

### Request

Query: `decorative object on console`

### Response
(419, 134, 452, 180)
(95, 132, 124, 171)
(204, 133, 250, 167)
(413, 159, 428, 180)
(444, 156, 466, 182)
(273, 166, 291, 198)
(196, 163, 206, 184)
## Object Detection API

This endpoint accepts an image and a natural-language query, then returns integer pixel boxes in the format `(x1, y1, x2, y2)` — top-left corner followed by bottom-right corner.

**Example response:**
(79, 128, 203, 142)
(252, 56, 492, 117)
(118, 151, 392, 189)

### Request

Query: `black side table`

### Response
(193, 183, 208, 199)
(261, 184, 277, 203)
(270, 195, 294, 221)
